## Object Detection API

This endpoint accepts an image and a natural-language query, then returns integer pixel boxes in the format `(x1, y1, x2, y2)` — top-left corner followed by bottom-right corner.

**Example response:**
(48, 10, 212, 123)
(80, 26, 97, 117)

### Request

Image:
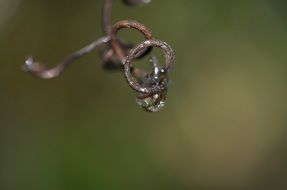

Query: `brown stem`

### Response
(102, 0, 112, 35)
(23, 36, 110, 79)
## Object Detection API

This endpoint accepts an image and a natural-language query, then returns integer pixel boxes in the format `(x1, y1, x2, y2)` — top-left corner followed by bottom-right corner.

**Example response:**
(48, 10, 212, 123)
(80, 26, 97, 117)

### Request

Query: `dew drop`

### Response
(136, 90, 167, 112)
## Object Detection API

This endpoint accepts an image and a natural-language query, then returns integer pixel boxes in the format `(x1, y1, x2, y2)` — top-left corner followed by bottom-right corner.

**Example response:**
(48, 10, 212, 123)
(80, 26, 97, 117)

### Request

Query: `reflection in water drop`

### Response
(136, 90, 167, 112)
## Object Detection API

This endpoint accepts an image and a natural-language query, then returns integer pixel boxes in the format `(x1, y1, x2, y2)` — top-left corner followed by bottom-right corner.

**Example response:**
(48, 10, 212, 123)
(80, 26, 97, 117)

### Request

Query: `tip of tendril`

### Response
(22, 57, 34, 72)
(122, 0, 151, 7)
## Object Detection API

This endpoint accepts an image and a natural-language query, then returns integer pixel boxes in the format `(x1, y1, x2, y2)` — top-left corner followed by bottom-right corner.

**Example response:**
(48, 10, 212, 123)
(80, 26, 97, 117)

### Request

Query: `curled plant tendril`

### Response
(124, 40, 174, 112)
(23, 0, 174, 112)
(110, 20, 153, 62)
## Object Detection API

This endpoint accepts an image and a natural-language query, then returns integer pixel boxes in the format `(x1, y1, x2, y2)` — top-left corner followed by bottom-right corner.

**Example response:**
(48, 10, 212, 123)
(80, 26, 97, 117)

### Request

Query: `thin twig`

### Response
(24, 36, 110, 79)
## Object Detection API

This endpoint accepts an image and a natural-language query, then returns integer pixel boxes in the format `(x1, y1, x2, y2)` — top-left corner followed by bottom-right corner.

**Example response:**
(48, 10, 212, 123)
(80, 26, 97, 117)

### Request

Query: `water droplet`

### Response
(134, 62, 169, 112)
(136, 90, 167, 112)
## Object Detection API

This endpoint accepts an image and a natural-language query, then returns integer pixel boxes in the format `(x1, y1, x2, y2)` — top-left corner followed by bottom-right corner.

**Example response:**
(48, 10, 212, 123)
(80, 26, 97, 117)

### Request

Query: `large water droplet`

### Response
(134, 60, 169, 112)
(136, 90, 167, 112)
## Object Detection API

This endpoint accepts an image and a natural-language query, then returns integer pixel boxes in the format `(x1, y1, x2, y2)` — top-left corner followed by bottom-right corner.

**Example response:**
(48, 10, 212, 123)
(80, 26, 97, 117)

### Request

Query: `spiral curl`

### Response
(23, 0, 174, 112)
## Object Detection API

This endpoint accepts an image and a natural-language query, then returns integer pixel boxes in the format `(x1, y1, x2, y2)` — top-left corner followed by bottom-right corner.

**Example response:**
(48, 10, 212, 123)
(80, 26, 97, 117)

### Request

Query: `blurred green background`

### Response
(1, 0, 287, 189)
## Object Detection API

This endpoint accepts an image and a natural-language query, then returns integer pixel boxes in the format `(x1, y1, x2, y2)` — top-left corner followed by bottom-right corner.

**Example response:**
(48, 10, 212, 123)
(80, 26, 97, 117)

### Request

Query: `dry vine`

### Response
(23, 0, 174, 112)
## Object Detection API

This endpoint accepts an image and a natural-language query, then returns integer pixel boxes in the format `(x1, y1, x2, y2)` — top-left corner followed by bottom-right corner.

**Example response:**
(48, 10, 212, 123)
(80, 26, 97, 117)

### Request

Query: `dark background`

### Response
(1, 0, 287, 189)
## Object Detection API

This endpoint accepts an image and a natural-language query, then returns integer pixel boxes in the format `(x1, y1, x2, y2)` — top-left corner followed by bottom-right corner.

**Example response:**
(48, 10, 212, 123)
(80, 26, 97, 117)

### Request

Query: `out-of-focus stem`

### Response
(102, 0, 112, 34)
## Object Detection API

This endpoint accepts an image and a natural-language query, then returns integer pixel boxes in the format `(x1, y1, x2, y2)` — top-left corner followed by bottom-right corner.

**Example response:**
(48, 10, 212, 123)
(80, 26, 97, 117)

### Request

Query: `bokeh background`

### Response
(1, 0, 287, 189)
